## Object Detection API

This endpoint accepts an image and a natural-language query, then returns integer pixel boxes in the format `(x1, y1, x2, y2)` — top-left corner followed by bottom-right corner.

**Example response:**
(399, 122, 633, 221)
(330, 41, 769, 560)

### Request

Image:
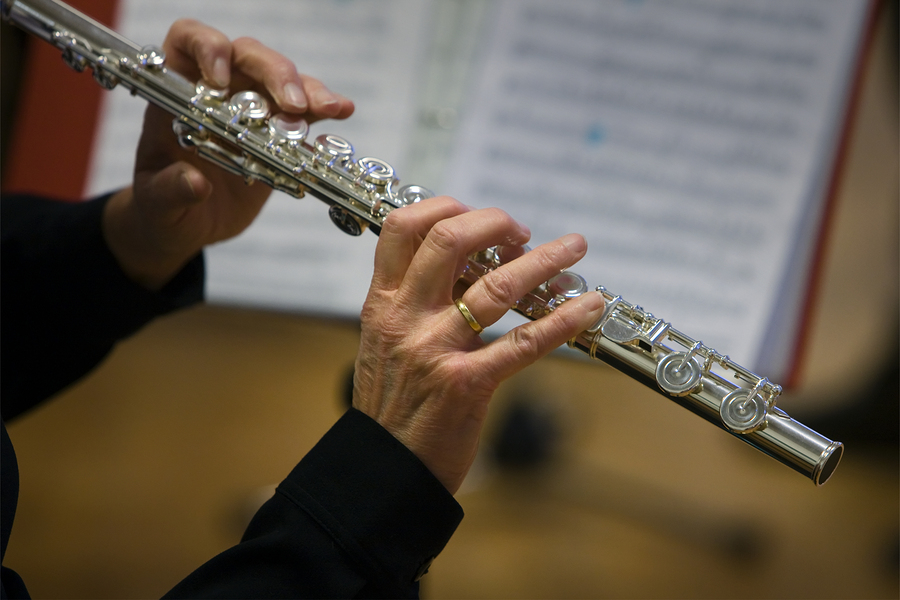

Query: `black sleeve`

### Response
(2, 194, 464, 598)
(164, 408, 464, 599)
(0, 194, 204, 420)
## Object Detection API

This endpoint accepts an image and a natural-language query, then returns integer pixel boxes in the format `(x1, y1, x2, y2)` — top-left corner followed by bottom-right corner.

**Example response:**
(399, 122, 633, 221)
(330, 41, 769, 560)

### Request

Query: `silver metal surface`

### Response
(656, 353, 703, 397)
(268, 113, 309, 143)
(3, 0, 844, 485)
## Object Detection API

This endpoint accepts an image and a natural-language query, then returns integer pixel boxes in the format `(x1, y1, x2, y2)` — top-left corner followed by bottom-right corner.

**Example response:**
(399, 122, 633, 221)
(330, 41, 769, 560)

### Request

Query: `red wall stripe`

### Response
(785, 0, 881, 388)
(2, 0, 120, 201)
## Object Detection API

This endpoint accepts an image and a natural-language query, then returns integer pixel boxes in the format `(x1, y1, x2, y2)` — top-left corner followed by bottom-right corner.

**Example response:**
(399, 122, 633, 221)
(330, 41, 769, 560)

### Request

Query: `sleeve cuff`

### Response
(275, 408, 464, 587)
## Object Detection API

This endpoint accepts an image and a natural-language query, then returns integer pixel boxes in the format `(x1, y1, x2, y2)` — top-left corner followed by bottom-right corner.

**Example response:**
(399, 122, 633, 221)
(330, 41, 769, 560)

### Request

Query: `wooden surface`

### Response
(4, 6, 898, 600)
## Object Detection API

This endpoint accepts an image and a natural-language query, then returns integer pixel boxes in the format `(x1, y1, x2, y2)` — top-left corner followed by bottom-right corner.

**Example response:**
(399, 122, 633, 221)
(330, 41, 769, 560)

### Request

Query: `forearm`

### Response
(1, 193, 205, 417)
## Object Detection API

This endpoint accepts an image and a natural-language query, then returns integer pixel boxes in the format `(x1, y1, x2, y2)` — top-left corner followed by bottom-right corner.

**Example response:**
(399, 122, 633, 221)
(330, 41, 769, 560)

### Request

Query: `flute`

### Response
(1, 0, 843, 485)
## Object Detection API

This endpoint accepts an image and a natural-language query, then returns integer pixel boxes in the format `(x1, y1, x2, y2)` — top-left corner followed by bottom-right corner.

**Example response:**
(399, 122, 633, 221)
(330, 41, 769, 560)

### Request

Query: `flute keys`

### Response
(268, 113, 309, 143)
(172, 119, 204, 149)
(547, 272, 588, 299)
(720, 389, 768, 433)
(314, 134, 354, 166)
(138, 45, 166, 69)
(395, 184, 434, 205)
(356, 157, 394, 188)
(229, 91, 269, 125)
(655, 352, 703, 396)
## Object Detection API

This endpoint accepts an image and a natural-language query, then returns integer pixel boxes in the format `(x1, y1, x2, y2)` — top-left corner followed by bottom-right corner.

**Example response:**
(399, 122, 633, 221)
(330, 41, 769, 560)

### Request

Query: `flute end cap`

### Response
(814, 441, 843, 486)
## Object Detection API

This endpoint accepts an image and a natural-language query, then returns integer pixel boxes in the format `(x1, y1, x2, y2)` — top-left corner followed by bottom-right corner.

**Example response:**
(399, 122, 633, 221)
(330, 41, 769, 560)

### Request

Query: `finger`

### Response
(135, 161, 212, 212)
(475, 290, 606, 383)
(229, 36, 309, 113)
(460, 233, 587, 329)
(372, 196, 470, 292)
(231, 37, 354, 119)
(297, 74, 355, 121)
(402, 207, 531, 305)
(162, 19, 232, 88)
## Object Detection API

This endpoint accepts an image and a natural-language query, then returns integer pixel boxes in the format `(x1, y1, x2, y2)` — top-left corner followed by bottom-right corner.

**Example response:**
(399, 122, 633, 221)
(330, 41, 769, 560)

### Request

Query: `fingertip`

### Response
(181, 168, 212, 203)
(576, 290, 607, 331)
(210, 56, 230, 89)
(516, 219, 532, 239)
(336, 95, 355, 119)
(281, 81, 308, 112)
(310, 87, 341, 114)
(578, 289, 606, 313)
(560, 232, 587, 254)
(165, 19, 232, 87)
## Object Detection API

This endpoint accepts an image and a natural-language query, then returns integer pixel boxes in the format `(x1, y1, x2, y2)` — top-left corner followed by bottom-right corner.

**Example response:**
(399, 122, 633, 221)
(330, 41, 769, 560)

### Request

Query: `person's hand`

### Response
(351, 197, 606, 494)
(103, 19, 355, 289)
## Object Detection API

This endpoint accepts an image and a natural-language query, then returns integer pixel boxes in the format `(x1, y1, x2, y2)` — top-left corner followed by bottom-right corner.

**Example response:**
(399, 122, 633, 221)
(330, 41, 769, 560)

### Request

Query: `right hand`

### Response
(351, 197, 606, 494)
(103, 19, 354, 290)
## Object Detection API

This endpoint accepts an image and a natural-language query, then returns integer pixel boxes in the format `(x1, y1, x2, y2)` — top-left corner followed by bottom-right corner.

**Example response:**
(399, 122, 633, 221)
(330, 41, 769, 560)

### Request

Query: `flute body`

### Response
(2, 0, 843, 485)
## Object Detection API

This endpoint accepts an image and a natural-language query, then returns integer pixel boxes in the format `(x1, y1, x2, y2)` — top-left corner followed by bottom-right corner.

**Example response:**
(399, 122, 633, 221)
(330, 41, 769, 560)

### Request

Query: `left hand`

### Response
(102, 19, 354, 289)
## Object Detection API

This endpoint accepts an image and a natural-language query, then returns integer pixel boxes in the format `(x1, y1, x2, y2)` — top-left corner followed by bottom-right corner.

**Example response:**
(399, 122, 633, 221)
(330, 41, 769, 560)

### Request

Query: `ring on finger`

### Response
(454, 298, 484, 334)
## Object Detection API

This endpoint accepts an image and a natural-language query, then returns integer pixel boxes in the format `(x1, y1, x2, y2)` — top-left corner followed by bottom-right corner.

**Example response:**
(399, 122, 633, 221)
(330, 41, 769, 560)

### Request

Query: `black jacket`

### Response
(1, 194, 463, 599)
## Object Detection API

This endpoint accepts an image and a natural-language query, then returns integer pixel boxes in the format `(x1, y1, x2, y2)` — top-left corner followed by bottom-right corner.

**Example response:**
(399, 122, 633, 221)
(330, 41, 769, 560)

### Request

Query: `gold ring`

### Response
(454, 298, 484, 334)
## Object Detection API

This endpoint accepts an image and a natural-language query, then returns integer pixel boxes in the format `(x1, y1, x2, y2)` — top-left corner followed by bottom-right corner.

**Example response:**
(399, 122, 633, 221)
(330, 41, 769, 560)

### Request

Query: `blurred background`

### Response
(1, 0, 897, 598)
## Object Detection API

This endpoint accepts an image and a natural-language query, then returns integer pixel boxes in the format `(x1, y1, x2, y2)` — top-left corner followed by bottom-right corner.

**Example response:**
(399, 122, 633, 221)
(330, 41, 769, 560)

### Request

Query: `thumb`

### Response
(140, 162, 213, 212)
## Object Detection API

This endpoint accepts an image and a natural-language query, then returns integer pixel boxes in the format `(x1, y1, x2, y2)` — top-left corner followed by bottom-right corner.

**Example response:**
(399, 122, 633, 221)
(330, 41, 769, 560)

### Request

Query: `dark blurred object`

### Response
(802, 342, 899, 450)
(489, 398, 559, 470)
(486, 396, 764, 562)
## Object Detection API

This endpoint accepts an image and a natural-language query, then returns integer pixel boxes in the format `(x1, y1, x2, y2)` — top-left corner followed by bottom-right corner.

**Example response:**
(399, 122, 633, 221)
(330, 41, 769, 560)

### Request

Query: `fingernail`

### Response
(181, 171, 199, 201)
(312, 88, 338, 108)
(212, 57, 229, 88)
(514, 218, 531, 236)
(283, 82, 307, 111)
(181, 170, 208, 202)
(581, 290, 605, 312)
(561, 233, 586, 253)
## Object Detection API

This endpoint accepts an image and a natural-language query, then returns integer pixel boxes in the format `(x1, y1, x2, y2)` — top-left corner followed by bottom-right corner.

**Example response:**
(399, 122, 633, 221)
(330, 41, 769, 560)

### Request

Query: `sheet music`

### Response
(86, 0, 869, 378)
(442, 0, 868, 377)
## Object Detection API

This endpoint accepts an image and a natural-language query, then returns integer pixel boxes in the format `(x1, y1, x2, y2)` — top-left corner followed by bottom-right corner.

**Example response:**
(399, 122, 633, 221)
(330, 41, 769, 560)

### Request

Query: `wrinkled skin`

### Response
(353, 197, 605, 493)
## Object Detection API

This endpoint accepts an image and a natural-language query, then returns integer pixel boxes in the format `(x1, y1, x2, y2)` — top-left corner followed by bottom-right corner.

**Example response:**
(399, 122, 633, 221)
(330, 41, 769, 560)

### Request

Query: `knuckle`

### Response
(535, 240, 571, 270)
(443, 356, 487, 396)
(231, 36, 259, 51)
(482, 206, 510, 222)
(480, 268, 520, 307)
(361, 301, 407, 345)
(426, 221, 463, 253)
(168, 18, 196, 35)
(442, 196, 468, 214)
(381, 210, 409, 231)
(381, 208, 411, 235)
(507, 325, 544, 364)
(269, 59, 299, 83)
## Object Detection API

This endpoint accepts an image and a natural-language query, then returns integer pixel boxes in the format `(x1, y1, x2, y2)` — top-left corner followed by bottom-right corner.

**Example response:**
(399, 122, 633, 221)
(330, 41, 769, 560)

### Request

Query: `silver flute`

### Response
(2, 0, 843, 485)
